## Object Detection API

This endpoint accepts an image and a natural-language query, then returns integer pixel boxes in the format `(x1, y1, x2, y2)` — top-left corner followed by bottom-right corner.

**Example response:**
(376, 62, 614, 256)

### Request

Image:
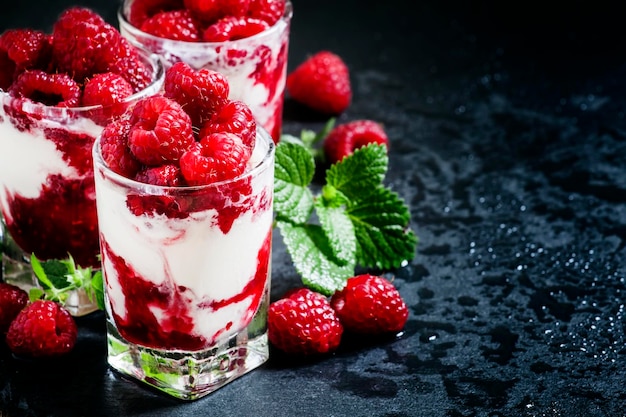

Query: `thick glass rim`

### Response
(118, 0, 293, 47)
(0, 47, 165, 116)
(93, 125, 275, 193)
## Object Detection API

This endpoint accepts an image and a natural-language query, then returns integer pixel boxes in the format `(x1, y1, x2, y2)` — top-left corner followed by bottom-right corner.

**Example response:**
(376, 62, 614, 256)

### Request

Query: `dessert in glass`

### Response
(0, 8, 165, 315)
(93, 62, 274, 400)
(118, 0, 292, 142)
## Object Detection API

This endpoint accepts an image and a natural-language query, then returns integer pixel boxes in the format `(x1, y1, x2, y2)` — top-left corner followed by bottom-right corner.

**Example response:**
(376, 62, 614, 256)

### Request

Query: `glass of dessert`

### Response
(0, 8, 165, 315)
(118, 0, 292, 142)
(93, 61, 274, 400)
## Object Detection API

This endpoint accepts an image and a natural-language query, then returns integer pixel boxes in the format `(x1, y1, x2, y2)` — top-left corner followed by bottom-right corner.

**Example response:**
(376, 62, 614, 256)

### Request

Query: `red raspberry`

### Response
(135, 164, 184, 186)
(99, 115, 142, 178)
(82, 72, 134, 107)
(164, 61, 229, 127)
(127, 0, 185, 27)
(108, 42, 154, 93)
(330, 274, 409, 335)
(202, 16, 269, 42)
(247, 0, 285, 26)
(184, 0, 250, 23)
(6, 300, 78, 358)
(0, 29, 52, 90)
(0, 283, 29, 333)
(128, 95, 195, 166)
(268, 288, 343, 355)
(9, 70, 81, 107)
(51, 7, 125, 81)
(323, 119, 389, 164)
(199, 100, 256, 150)
(286, 51, 351, 115)
(179, 132, 250, 185)
(140, 9, 201, 42)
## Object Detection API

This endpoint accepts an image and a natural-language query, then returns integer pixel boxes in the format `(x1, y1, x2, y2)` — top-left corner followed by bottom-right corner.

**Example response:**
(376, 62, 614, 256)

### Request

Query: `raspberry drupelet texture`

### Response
(0, 283, 29, 333)
(199, 99, 257, 151)
(268, 288, 343, 355)
(9, 70, 81, 107)
(0, 29, 52, 90)
(100, 115, 142, 178)
(286, 50, 352, 115)
(140, 9, 201, 42)
(202, 16, 269, 42)
(330, 274, 409, 335)
(6, 300, 78, 358)
(247, 0, 285, 26)
(323, 119, 389, 164)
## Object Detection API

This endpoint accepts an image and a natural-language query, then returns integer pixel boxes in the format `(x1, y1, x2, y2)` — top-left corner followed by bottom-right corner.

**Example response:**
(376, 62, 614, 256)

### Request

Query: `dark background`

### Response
(3, 1, 626, 416)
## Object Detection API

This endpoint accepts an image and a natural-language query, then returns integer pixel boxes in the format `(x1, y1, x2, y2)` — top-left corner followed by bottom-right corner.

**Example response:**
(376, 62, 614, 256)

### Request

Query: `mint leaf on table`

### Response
(29, 254, 105, 310)
(279, 118, 335, 162)
(275, 127, 418, 295)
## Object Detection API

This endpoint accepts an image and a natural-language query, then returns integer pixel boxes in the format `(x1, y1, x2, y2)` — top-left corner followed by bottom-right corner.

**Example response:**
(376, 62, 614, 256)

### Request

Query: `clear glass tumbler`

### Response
(118, 0, 293, 142)
(93, 126, 275, 400)
(0, 49, 164, 315)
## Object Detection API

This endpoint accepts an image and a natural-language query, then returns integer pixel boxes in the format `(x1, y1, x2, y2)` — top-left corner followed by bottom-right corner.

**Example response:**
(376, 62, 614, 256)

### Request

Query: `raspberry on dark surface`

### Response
(330, 274, 409, 335)
(6, 300, 78, 358)
(128, 95, 195, 166)
(286, 50, 352, 115)
(323, 119, 389, 164)
(202, 16, 269, 42)
(164, 61, 229, 127)
(268, 288, 343, 355)
(0, 283, 29, 333)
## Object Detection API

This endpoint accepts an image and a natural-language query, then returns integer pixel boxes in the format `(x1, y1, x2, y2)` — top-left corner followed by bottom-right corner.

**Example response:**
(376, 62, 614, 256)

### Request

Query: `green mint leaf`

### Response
(274, 142, 315, 224)
(326, 143, 388, 201)
(28, 287, 45, 302)
(277, 220, 354, 295)
(40, 259, 71, 289)
(348, 186, 418, 269)
(91, 271, 105, 310)
(314, 199, 356, 266)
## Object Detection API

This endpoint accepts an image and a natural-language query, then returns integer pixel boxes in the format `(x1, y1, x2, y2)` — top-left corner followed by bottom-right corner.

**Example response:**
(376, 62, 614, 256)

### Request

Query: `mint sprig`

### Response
(29, 254, 105, 310)
(275, 130, 418, 295)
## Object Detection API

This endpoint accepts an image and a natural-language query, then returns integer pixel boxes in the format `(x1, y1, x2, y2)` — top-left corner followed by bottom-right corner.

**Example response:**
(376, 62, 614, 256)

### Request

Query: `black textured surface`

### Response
(3, 1, 626, 416)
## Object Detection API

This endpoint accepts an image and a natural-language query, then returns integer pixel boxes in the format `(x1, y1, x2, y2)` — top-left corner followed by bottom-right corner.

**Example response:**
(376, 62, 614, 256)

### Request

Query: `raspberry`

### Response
(330, 274, 409, 335)
(100, 115, 141, 178)
(140, 9, 201, 42)
(127, 0, 185, 27)
(323, 119, 389, 164)
(184, 0, 250, 23)
(128, 95, 195, 166)
(51, 7, 125, 81)
(268, 288, 343, 355)
(286, 51, 351, 115)
(202, 16, 269, 42)
(82, 72, 134, 107)
(164, 61, 229, 126)
(6, 300, 78, 358)
(247, 0, 285, 26)
(135, 164, 184, 186)
(9, 70, 81, 107)
(108, 44, 153, 93)
(0, 283, 29, 333)
(0, 29, 52, 90)
(180, 132, 250, 185)
(199, 100, 256, 150)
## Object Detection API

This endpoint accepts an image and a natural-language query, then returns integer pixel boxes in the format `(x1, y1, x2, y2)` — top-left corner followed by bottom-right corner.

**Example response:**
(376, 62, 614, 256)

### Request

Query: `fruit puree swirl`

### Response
(95, 61, 275, 351)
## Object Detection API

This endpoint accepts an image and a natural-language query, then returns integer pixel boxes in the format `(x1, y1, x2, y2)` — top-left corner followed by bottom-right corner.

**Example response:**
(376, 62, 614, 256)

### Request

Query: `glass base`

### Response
(1, 221, 99, 316)
(106, 309, 269, 400)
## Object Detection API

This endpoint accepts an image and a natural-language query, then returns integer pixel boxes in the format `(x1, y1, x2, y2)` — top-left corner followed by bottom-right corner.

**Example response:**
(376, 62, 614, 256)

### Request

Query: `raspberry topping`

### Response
(6, 300, 78, 358)
(82, 72, 134, 107)
(268, 288, 343, 355)
(0, 283, 29, 333)
(286, 50, 352, 115)
(128, 95, 195, 166)
(330, 274, 409, 335)
(0, 29, 52, 90)
(164, 61, 229, 126)
(184, 0, 251, 23)
(202, 16, 269, 42)
(199, 100, 257, 150)
(179, 132, 250, 185)
(100, 116, 142, 178)
(323, 119, 389, 164)
(9, 70, 81, 107)
(127, 0, 185, 27)
(135, 164, 184, 186)
(140, 9, 202, 42)
(247, 0, 285, 26)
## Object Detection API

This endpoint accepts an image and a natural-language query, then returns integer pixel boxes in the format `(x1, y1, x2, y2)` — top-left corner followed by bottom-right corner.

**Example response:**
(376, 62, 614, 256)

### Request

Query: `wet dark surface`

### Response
(3, 0, 626, 416)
